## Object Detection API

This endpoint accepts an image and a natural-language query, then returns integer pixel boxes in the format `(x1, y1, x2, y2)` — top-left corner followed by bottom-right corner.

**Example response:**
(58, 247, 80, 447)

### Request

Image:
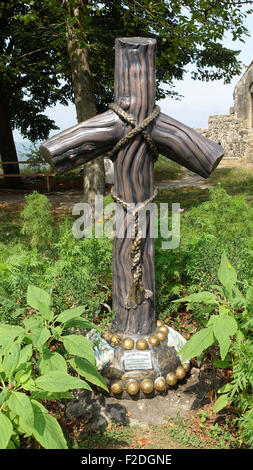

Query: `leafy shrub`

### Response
(155, 185, 253, 319)
(0, 220, 113, 325)
(175, 253, 253, 447)
(0, 285, 107, 449)
(20, 191, 53, 250)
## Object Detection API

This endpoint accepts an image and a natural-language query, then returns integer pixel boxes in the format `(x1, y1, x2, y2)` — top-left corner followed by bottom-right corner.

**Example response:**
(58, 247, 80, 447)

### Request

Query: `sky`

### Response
(13, 11, 253, 145)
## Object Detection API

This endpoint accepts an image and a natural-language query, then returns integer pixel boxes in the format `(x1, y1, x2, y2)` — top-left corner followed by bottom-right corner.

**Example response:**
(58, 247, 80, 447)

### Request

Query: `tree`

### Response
(53, 0, 252, 203)
(1, 0, 252, 191)
(0, 1, 72, 188)
(65, 0, 105, 207)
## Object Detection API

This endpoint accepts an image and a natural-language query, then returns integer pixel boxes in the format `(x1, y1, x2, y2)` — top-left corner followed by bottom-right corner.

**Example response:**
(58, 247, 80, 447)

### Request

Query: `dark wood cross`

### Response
(40, 37, 224, 339)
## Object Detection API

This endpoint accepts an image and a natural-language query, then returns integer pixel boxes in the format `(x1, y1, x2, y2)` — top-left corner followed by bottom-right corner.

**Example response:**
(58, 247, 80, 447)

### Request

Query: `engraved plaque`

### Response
(123, 351, 153, 370)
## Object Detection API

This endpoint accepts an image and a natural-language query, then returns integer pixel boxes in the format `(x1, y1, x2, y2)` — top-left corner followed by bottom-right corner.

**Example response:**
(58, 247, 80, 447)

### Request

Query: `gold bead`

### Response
(110, 381, 123, 395)
(155, 330, 167, 341)
(140, 379, 154, 394)
(102, 330, 112, 341)
(148, 335, 160, 347)
(122, 337, 134, 350)
(136, 338, 148, 350)
(154, 377, 166, 392)
(166, 372, 177, 386)
(126, 380, 140, 396)
(159, 325, 169, 334)
(156, 319, 164, 328)
(183, 362, 190, 372)
(110, 334, 121, 347)
(176, 366, 186, 380)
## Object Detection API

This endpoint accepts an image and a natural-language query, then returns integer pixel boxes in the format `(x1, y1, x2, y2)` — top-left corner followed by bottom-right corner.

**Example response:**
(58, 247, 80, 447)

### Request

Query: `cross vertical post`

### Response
(40, 37, 224, 398)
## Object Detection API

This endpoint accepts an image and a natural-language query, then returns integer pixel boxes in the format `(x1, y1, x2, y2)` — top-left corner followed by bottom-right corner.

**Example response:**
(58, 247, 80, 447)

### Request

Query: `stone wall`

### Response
(195, 114, 248, 159)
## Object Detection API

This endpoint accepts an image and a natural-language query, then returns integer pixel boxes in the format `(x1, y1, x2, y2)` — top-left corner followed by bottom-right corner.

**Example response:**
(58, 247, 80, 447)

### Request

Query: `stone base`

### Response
(87, 322, 190, 399)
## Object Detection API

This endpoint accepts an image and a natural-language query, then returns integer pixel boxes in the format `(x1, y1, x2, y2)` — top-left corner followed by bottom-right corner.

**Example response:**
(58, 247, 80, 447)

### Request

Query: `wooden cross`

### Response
(40, 37, 224, 339)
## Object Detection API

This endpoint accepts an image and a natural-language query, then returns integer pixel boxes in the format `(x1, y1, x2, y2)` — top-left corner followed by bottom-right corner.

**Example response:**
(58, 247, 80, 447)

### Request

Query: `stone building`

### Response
(196, 61, 253, 162)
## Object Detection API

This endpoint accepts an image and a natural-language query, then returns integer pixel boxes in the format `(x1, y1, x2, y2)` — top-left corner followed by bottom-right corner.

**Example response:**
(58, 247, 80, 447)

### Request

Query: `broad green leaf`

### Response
(31, 400, 67, 449)
(23, 317, 43, 332)
(38, 350, 67, 375)
(230, 286, 245, 308)
(35, 371, 92, 392)
(56, 306, 84, 323)
(6, 440, 16, 449)
(69, 357, 108, 391)
(219, 305, 230, 316)
(0, 325, 24, 347)
(3, 343, 20, 378)
(207, 315, 218, 327)
(218, 252, 237, 289)
(31, 327, 50, 351)
(213, 357, 232, 368)
(218, 383, 233, 394)
(15, 363, 32, 385)
(64, 318, 101, 332)
(17, 344, 33, 367)
(62, 334, 96, 365)
(0, 388, 10, 406)
(27, 285, 53, 322)
(31, 391, 74, 400)
(213, 316, 238, 360)
(178, 327, 214, 362)
(22, 378, 40, 392)
(213, 394, 229, 413)
(50, 325, 63, 341)
(0, 411, 12, 449)
(173, 291, 218, 305)
(7, 391, 34, 426)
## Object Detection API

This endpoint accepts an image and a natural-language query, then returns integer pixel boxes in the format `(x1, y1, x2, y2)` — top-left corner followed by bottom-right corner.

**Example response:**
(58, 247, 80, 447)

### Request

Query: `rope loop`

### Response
(108, 103, 160, 161)
(111, 187, 158, 310)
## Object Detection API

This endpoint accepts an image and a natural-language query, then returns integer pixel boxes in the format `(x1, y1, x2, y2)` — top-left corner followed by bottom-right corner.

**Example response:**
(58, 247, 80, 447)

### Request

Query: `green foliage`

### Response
(0, 284, 107, 449)
(0, 0, 72, 142)
(175, 253, 253, 447)
(155, 186, 253, 319)
(20, 192, 53, 250)
(0, 202, 113, 325)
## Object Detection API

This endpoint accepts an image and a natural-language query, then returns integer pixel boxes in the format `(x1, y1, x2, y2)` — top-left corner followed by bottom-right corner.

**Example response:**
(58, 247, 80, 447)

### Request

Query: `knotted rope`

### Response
(111, 187, 158, 310)
(107, 103, 160, 161)
(108, 103, 160, 309)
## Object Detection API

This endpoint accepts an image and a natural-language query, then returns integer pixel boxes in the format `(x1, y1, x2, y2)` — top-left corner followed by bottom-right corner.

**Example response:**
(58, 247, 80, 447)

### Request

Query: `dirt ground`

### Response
(66, 366, 218, 429)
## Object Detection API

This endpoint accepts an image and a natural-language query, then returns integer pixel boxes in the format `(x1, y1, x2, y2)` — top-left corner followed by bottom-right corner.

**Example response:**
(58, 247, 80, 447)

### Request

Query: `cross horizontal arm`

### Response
(150, 112, 224, 178)
(39, 110, 123, 174)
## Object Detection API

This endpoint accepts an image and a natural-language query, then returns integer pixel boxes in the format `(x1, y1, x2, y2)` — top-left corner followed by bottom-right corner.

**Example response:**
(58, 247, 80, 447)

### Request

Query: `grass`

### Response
(204, 167, 253, 203)
(154, 155, 182, 181)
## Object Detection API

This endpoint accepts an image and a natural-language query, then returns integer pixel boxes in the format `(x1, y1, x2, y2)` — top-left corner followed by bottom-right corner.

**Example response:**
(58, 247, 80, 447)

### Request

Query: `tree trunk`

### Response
(66, 0, 105, 206)
(111, 38, 157, 336)
(0, 93, 22, 189)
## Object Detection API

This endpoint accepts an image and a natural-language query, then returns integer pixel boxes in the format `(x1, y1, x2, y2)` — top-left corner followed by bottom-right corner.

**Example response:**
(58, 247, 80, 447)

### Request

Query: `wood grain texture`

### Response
(111, 38, 157, 335)
(39, 110, 123, 173)
(150, 113, 224, 178)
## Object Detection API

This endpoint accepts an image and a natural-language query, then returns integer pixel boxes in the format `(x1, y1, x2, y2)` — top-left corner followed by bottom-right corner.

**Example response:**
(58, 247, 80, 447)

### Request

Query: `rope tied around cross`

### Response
(108, 103, 160, 310)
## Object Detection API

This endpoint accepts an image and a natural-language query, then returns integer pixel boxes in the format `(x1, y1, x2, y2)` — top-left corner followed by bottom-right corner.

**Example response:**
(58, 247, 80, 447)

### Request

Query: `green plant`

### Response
(174, 252, 239, 365)
(0, 285, 108, 449)
(174, 252, 253, 447)
(20, 192, 53, 250)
